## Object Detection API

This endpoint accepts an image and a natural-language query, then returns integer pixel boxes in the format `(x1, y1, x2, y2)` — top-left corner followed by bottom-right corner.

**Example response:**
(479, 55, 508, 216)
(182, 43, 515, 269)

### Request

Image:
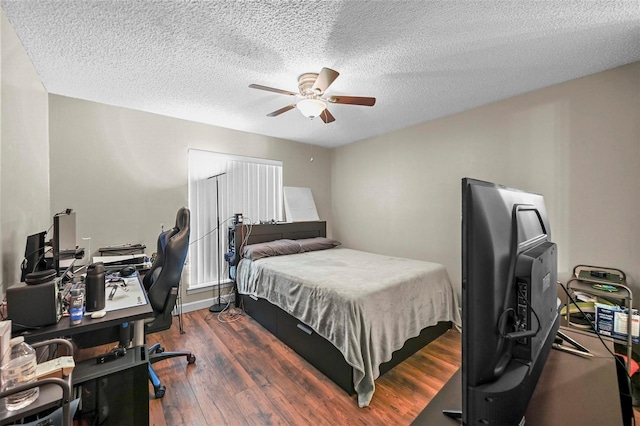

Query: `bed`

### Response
(232, 221, 461, 407)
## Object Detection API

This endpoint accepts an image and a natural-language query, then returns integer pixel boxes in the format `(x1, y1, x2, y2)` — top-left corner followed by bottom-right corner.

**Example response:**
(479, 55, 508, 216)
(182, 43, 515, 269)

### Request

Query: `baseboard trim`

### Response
(173, 291, 236, 314)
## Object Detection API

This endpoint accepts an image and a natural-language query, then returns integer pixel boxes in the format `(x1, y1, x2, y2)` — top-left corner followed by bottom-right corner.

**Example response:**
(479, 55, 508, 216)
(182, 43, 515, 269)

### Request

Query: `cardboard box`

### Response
(36, 356, 75, 380)
(595, 302, 639, 344)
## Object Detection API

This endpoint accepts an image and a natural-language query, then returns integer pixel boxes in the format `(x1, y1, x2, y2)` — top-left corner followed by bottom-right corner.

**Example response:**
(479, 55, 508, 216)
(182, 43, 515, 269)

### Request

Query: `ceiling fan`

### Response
(249, 67, 376, 123)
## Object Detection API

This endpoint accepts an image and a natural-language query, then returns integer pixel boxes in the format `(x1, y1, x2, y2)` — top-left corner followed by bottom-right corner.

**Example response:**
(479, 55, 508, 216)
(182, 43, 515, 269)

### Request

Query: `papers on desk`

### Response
(98, 243, 146, 255)
(93, 254, 149, 269)
(104, 276, 148, 312)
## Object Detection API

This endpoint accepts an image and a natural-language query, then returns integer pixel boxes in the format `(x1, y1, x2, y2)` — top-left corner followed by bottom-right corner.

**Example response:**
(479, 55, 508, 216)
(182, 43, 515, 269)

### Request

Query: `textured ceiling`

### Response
(2, 1, 639, 148)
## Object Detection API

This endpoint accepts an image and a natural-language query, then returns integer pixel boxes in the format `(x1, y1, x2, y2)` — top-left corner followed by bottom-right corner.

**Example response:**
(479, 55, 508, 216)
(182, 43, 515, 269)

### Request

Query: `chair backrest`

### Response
(143, 207, 190, 315)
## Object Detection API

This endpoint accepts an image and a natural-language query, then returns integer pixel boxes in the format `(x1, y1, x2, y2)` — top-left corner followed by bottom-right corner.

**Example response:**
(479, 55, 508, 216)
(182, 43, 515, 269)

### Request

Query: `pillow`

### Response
(297, 237, 341, 253)
(242, 239, 301, 260)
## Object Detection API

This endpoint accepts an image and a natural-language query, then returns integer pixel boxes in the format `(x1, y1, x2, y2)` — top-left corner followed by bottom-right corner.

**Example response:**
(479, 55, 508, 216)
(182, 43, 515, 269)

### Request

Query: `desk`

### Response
(412, 327, 623, 425)
(17, 275, 152, 347)
(94, 254, 150, 273)
(13, 275, 153, 425)
(97, 244, 146, 256)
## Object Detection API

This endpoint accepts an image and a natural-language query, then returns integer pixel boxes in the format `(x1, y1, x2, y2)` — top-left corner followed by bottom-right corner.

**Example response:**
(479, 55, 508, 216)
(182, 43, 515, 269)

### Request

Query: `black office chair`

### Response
(143, 207, 196, 398)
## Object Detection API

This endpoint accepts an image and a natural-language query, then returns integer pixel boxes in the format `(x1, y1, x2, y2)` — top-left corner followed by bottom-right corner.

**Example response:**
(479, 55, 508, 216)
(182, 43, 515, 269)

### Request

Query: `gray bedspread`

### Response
(236, 247, 461, 407)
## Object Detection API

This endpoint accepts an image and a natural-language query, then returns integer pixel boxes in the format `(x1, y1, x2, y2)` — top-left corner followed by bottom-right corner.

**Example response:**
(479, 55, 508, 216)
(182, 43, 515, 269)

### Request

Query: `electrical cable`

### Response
(202, 218, 255, 322)
(497, 307, 516, 339)
(497, 295, 541, 341)
(44, 222, 54, 238)
(518, 285, 542, 337)
(211, 223, 250, 323)
(21, 245, 53, 274)
(216, 300, 245, 323)
(238, 220, 253, 258)
(213, 271, 245, 323)
(189, 215, 234, 246)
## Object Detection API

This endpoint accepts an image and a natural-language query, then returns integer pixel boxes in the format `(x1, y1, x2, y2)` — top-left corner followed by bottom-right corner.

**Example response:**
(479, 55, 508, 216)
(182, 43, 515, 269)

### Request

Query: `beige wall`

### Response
(48, 95, 332, 310)
(3, 6, 639, 312)
(0, 10, 50, 291)
(332, 62, 640, 298)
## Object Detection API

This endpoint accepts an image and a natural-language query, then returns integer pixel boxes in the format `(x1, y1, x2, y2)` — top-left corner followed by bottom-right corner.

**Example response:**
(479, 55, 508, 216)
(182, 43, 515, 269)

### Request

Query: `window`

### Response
(187, 149, 283, 290)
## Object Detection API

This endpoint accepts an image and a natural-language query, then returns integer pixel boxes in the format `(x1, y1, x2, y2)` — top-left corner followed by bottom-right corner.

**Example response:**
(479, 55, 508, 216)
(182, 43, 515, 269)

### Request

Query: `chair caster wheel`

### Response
(187, 354, 196, 364)
(155, 346, 164, 354)
(155, 385, 166, 398)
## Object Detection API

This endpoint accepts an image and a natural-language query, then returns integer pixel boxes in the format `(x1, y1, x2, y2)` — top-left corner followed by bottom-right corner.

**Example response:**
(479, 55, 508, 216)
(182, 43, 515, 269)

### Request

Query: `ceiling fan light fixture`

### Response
(297, 98, 326, 119)
(250, 67, 375, 123)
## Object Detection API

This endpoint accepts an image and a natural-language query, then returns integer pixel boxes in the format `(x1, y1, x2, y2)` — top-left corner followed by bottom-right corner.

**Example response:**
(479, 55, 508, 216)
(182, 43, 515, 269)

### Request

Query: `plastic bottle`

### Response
(69, 288, 84, 325)
(1, 336, 39, 411)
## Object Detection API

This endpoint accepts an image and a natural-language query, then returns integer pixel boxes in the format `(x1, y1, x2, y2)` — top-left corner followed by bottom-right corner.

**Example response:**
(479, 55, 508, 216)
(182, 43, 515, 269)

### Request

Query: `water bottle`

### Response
(85, 262, 106, 312)
(69, 288, 84, 325)
(1, 336, 39, 411)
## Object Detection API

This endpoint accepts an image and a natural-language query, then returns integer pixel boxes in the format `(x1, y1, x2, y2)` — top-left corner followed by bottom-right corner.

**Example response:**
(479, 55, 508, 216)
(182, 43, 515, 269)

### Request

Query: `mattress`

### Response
(236, 246, 461, 407)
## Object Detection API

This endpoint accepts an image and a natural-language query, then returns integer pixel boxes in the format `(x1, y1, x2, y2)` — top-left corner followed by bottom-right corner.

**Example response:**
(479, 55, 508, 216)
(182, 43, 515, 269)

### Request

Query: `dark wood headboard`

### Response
(232, 221, 326, 264)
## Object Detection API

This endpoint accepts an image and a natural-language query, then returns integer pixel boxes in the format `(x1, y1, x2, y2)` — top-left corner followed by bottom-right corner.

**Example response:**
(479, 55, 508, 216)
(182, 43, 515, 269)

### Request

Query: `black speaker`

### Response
(85, 262, 106, 312)
(7, 279, 61, 329)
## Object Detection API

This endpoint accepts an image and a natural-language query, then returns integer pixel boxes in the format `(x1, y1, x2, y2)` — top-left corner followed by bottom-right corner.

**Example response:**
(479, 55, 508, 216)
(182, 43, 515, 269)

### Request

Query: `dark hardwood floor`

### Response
(145, 308, 640, 425)
(146, 308, 461, 426)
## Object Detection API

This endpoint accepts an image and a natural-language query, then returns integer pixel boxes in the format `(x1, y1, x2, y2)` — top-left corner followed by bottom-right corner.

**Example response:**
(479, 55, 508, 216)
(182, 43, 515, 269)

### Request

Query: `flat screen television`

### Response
(458, 178, 560, 425)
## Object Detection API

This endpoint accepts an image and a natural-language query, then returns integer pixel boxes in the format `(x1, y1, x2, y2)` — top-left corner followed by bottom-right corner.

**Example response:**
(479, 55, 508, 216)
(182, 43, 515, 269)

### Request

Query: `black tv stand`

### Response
(553, 329, 591, 357)
(442, 409, 462, 421)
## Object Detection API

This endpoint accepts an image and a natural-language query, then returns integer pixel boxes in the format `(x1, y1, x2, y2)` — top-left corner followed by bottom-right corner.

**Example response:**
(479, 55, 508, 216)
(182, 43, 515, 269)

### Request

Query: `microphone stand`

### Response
(209, 172, 227, 313)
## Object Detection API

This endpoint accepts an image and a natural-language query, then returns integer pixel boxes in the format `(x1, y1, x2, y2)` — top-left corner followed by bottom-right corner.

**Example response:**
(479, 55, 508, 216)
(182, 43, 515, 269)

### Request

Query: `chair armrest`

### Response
(31, 338, 74, 357)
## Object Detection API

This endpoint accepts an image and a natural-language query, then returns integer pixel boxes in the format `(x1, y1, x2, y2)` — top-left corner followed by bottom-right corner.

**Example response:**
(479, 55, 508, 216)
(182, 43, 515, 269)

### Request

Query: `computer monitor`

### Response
(459, 178, 560, 425)
(20, 231, 48, 282)
(53, 211, 77, 273)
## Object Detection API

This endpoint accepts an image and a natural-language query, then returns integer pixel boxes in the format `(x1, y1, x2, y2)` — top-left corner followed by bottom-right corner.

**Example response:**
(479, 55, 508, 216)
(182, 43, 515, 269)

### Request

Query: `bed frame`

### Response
(232, 221, 452, 395)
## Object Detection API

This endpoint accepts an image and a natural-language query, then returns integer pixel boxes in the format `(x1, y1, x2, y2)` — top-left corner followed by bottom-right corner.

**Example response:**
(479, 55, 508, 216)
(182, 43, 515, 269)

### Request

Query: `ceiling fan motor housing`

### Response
(298, 73, 321, 96)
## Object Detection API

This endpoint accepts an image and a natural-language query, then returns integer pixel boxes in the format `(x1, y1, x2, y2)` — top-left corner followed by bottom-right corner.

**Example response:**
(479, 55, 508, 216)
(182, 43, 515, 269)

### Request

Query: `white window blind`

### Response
(187, 149, 283, 290)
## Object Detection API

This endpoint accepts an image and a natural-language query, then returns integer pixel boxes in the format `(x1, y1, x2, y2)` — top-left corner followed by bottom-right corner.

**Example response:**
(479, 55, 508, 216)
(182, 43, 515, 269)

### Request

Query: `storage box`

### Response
(595, 302, 640, 344)
(36, 356, 75, 380)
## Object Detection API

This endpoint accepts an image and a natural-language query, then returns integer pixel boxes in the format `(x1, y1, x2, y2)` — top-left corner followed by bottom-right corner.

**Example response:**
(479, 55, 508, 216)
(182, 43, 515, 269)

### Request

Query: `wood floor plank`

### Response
(148, 309, 462, 425)
(234, 386, 290, 426)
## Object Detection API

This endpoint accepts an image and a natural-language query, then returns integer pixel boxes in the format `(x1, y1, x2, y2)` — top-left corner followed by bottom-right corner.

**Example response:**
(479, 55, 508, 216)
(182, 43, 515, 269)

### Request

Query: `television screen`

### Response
(460, 178, 560, 425)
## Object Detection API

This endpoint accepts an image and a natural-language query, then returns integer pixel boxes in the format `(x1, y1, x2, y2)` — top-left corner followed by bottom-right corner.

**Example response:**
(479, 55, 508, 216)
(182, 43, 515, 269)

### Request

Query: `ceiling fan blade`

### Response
(249, 84, 298, 96)
(312, 67, 340, 94)
(267, 104, 296, 117)
(319, 108, 335, 124)
(327, 96, 376, 106)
